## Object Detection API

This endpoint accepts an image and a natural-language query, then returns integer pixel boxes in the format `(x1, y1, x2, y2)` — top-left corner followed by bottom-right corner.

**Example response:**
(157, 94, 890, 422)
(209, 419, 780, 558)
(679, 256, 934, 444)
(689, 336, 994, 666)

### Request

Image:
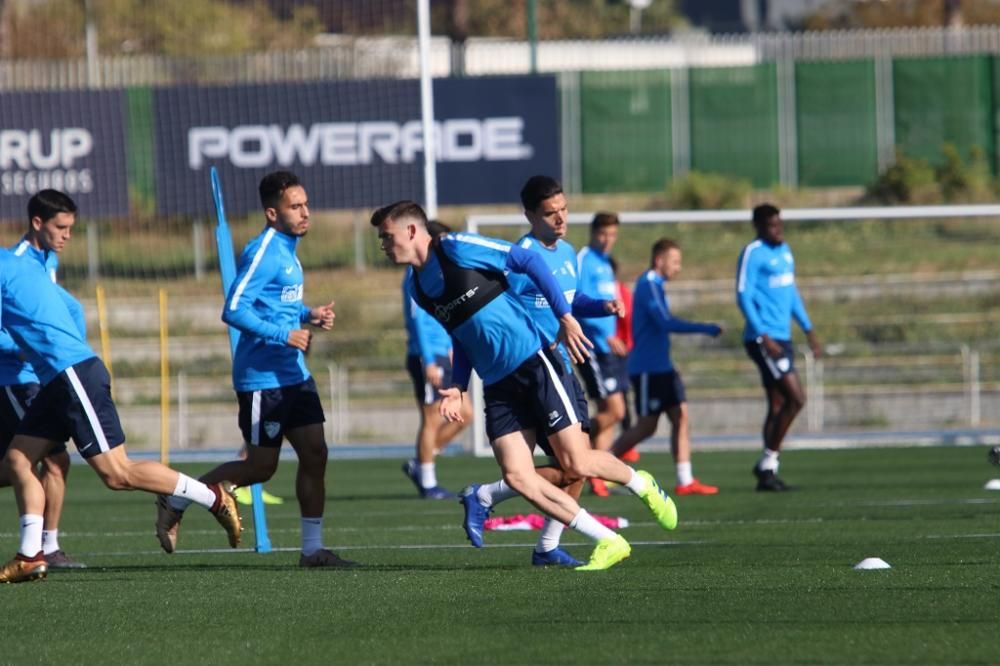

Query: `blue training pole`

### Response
(210, 167, 272, 554)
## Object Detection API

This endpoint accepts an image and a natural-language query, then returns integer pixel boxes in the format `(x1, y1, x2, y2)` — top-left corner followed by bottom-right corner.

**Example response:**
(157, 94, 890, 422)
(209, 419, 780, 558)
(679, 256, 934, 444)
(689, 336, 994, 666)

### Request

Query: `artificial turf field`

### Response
(2, 446, 998, 665)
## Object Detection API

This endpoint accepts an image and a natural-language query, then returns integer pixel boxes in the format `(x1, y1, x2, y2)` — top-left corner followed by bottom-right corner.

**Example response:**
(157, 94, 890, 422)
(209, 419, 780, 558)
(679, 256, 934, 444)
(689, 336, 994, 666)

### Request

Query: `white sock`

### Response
(168, 473, 217, 511)
(476, 480, 518, 508)
(42, 529, 60, 555)
(757, 449, 779, 472)
(624, 467, 648, 495)
(568, 509, 617, 542)
(419, 463, 437, 489)
(535, 518, 565, 553)
(676, 461, 694, 486)
(19, 514, 43, 557)
(301, 517, 323, 556)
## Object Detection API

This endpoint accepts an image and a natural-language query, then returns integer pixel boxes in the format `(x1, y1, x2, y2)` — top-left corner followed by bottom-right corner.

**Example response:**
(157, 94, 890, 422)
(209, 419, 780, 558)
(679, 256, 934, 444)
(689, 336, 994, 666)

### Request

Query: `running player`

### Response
(402, 222, 471, 499)
(459, 176, 624, 566)
(0, 249, 241, 584)
(373, 200, 678, 571)
(736, 204, 821, 491)
(576, 213, 630, 495)
(155, 171, 353, 567)
(611, 239, 722, 495)
(0, 190, 87, 570)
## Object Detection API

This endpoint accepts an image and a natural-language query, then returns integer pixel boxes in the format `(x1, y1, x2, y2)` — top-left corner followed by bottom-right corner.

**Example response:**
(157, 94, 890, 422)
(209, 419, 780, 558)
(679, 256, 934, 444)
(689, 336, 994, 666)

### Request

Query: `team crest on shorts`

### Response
(264, 421, 281, 439)
(603, 377, 618, 392)
(777, 358, 791, 372)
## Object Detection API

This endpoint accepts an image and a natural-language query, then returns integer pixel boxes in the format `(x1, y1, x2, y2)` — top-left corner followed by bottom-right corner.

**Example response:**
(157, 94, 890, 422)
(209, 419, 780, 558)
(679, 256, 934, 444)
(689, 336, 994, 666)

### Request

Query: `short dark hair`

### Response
(591, 212, 619, 234)
(752, 203, 780, 228)
(520, 175, 563, 212)
(259, 171, 301, 209)
(369, 200, 428, 228)
(28, 189, 77, 224)
(650, 238, 680, 265)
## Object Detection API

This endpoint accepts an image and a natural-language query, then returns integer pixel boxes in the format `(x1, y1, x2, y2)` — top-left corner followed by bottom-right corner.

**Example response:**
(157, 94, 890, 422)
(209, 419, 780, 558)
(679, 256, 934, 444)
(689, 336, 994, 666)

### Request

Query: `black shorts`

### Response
(631, 371, 686, 417)
(15, 357, 125, 459)
(237, 377, 325, 448)
(577, 352, 629, 400)
(1, 383, 69, 457)
(483, 348, 590, 450)
(745, 339, 796, 388)
(406, 354, 453, 406)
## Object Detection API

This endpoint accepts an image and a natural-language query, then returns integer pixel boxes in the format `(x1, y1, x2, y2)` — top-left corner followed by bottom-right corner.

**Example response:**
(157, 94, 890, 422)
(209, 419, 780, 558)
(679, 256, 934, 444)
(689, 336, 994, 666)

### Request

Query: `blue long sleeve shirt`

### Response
(405, 232, 569, 389)
(403, 267, 452, 364)
(0, 249, 95, 385)
(735, 239, 812, 342)
(222, 226, 313, 391)
(576, 245, 618, 354)
(628, 269, 719, 376)
(0, 237, 86, 385)
(508, 234, 608, 371)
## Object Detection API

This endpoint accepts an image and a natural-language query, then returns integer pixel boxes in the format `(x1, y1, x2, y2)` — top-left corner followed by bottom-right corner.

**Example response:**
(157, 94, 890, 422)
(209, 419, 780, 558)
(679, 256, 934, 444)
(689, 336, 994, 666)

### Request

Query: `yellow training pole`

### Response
(95, 284, 115, 400)
(159, 289, 170, 465)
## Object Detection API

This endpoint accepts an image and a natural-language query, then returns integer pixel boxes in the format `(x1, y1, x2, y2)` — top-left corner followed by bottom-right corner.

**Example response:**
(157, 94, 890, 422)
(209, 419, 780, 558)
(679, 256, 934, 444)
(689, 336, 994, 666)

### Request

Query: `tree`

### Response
(804, 0, 1000, 31)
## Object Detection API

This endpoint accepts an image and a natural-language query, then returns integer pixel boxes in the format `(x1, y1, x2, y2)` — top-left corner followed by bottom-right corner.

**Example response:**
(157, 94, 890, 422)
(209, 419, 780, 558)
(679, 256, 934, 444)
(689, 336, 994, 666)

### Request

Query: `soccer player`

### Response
(0, 249, 241, 584)
(611, 239, 722, 495)
(155, 171, 353, 568)
(401, 220, 472, 499)
(736, 204, 821, 491)
(460, 176, 624, 566)
(373, 200, 678, 572)
(576, 213, 630, 495)
(0, 190, 88, 570)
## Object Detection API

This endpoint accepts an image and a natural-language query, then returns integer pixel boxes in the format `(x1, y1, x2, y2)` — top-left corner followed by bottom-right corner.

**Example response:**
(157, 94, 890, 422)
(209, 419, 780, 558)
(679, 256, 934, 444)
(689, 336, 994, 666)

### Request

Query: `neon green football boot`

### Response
(636, 470, 678, 530)
(575, 535, 631, 571)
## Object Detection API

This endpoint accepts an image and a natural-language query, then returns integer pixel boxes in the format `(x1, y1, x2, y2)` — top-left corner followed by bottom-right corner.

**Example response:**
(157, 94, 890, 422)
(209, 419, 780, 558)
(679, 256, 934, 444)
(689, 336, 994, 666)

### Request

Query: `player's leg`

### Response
(531, 461, 586, 567)
(0, 435, 51, 582)
(611, 373, 660, 459)
(39, 448, 86, 568)
(666, 402, 718, 496)
(769, 371, 806, 451)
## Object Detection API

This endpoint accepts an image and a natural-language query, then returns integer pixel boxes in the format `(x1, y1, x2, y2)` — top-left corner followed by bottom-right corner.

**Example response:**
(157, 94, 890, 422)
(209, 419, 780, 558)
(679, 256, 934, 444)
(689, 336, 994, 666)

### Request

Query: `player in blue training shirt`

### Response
(0, 190, 88, 570)
(401, 220, 471, 500)
(736, 203, 821, 491)
(576, 212, 631, 495)
(462, 176, 625, 567)
(374, 199, 678, 571)
(611, 239, 723, 495)
(155, 171, 353, 568)
(0, 252, 242, 584)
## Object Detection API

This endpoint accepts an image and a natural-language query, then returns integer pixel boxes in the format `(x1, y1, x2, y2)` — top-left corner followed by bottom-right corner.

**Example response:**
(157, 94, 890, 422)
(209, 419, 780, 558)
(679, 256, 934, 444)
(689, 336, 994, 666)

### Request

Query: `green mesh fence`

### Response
(580, 69, 672, 193)
(688, 64, 779, 187)
(795, 59, 879, 187)
(893, 55, 995, 168)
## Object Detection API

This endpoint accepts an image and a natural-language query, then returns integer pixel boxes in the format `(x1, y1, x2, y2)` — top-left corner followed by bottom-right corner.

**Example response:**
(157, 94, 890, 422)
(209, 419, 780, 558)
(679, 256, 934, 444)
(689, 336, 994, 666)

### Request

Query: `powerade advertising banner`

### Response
(154, 76, 560, 215)
(0, 90, 129, 219)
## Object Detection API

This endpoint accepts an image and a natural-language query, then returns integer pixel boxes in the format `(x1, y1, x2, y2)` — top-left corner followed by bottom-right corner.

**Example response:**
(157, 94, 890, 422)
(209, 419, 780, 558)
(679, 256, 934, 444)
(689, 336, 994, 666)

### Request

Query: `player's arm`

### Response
(791, 287, 821, 358)
(571, 291, 623, 318)
(650, 285, 721, 337)
(54, 283, 87, 338)
(736, 246, 767, 337)
(221, 248, 294, 346)
(439, 340, 470, 422)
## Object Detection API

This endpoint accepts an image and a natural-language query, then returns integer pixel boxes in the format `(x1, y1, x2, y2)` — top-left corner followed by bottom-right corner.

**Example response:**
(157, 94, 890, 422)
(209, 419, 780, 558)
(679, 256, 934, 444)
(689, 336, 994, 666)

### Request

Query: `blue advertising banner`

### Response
(0, 90, 129, 219)
(153, 76, 560, 215)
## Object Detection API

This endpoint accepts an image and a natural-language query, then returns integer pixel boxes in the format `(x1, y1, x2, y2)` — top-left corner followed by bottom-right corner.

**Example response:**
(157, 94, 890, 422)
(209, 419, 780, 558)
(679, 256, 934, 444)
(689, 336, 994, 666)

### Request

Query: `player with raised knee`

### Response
(155, 171, 351, 567)
(373, 199, 678, 571)
(0, 190, 88, 570)
(611, 239, 722, 495)
(0, 248, 241, 584)
(458, 176, 625, 567)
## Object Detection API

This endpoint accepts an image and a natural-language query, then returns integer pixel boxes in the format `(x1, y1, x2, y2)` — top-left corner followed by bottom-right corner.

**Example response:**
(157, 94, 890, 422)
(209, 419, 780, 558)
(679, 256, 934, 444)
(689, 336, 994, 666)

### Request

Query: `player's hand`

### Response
(806, 330, 822, 359)
(309, 301, 336, 330)
(762, 335, 782, 359)
(287, 329, 312, 352)
(558, 314, 593, 364)
(607, 336, 629, 357)
(438, 387, 465, 423)
(425, 362, 443, 388)
(605, 299, 626, 318)
(706, 324, 723, 338)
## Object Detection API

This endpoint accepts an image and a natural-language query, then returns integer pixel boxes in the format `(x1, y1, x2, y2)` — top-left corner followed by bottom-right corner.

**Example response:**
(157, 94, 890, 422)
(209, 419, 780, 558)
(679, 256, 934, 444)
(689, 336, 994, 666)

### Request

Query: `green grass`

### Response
(3, 446, 999, 663)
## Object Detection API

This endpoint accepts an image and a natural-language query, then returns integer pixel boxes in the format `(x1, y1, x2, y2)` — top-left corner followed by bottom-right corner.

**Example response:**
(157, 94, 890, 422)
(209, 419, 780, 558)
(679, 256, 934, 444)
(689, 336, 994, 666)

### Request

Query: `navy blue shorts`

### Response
(483, 348, 590, 449)
(15, 357, 125, 459)
(1, 383, 69, 456)
(237, 377, 325, 448)
(745, 339, 796, 388)
(631, 371, 687, 417)
(406, 354, 453, 406)
(577, 352, 629, 400)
